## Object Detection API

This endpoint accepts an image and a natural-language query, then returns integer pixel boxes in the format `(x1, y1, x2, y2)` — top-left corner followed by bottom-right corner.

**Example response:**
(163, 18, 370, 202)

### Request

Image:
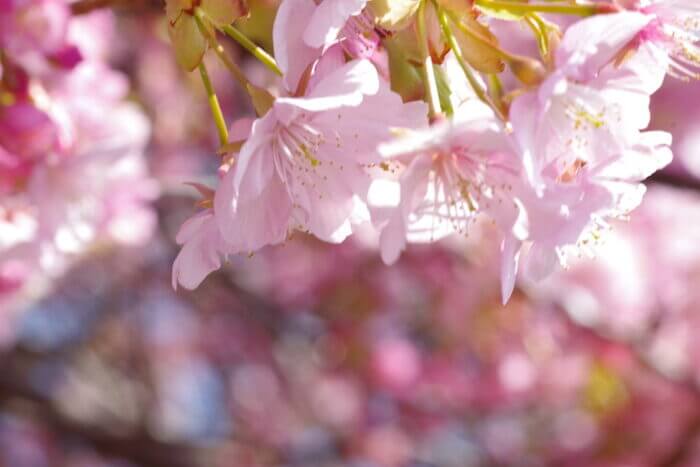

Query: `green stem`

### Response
(417, 0, 442, 119)
(198, 61, 229, 146)
(475, 0, 607, 17)
(220, 24, 282, 76)
(194, 11, 251, 89)
(437, 7, 506, 121)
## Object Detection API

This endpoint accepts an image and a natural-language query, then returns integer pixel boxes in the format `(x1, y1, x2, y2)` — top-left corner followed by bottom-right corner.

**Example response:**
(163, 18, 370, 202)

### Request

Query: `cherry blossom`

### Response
(508, 12, 673, 286)
(274, 0, 386, 92)
(0, 4, 156, 312)
(368, 95, 523, 300)
(213, 56, 427, 258)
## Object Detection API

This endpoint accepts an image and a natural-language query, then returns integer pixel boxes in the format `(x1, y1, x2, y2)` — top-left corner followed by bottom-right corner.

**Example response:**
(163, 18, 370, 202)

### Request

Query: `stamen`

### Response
(413, 145, 513, 239)
(647, 2, 700, 80)
(271, 118, 340, 231)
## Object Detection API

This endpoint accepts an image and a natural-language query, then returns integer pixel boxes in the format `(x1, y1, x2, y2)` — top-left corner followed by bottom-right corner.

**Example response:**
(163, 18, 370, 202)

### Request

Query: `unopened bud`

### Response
(165, 0, 249, 71)
(507, 55, 546, 86)
(451, 14, 505, 74)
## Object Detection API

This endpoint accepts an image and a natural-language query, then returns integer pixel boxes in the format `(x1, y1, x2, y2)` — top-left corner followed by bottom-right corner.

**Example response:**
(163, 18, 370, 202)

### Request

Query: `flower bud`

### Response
(165, 0, 249, 71)
(451, 13, 504, 74)
(507, 55, 546, 86)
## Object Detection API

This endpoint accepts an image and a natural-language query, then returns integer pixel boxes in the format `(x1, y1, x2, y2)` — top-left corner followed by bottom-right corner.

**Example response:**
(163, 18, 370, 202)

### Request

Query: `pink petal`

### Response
(556, 11, 653, 81)
(274, 59, 381, 124)
(231, 113, 278, 196)
(303, 0, 367, 48)
(172, 211, 226, 290)
(272, 0, 320, 92)
(500, 234, 521, 305)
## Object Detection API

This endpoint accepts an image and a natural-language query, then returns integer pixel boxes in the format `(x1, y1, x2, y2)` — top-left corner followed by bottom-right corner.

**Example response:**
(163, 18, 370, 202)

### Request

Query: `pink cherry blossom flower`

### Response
(27, 100, 156, 261)
(305, 0, 383, 59)
(508, 12, 673, 287)
(2, 52, 155, 293)
(273, 0, 385, 92)
(0, 109, 156, 311)
(363, 54, 525, 302)
(368, 97, 523, 300)
(213, 58, 427, 255)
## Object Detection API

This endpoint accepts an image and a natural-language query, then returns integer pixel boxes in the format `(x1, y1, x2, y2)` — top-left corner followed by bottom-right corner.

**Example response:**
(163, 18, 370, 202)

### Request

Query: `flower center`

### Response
(272, 118, 335, 220)
(417, 148, 512, 236)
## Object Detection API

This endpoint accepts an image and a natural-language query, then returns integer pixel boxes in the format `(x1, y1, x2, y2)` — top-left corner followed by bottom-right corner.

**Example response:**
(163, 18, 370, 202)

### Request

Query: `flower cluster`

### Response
(170, 0, 696, 302)
(4, 3, 700, 465)
(0, 2, 157, 314)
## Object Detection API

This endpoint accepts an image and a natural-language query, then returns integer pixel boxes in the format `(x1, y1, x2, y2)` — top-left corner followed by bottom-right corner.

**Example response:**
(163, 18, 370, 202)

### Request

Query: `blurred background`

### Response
(3, 1, 700, 466)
